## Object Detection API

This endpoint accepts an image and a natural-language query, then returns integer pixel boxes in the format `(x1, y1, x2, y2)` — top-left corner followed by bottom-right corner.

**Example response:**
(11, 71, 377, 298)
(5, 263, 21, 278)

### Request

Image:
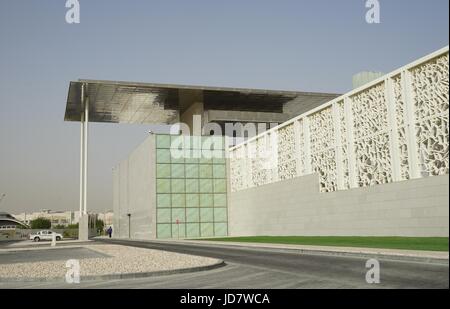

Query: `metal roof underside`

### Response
(64, 79, 340, 124)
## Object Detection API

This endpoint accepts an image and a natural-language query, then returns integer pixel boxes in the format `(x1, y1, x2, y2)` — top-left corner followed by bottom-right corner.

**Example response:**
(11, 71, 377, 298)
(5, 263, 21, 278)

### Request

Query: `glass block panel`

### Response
(199, 157, 213, 164)
(185, 179, 199, 193)
(199, 179, 213, 193)
(200, 194, 213, 207)
(199, 164, 213, 178)
(200, 223, 214, 237)
(171, 208, 185, 223)
(157, 224, 172, 238)
(212, 150, 226, 164)
(156, 179, 171, 193)
(210, 136, 224, 150)
(214, 223, 228, 236)
(185, 156, 199, 164)
(171, 179, 185, 193)
(185, 164, 199, 178)
(213, 164, 226, 178)
(201, 136, 223, 150)
(156, 164, 171, 178)
(171, 155, 184, 164)
(214, 194, 227, 207)
(186, 194, 199, 207)
(171, 194, 185, 207)
(172, 223, 186, 238)
(186, 223, 200, 237)
(200, 208, 214, 222)
(214, 208, 227, 222)
(157, 209, 171, 223)
(188, 136, 203, 149)
(157, 194, 171, 208)
(171, 164, 185, 178)
(213, 179, 227, 193)
(156, 135, 171, 148)
(170, 135, 184, 148)
(186, 208, 199, 223)
(156, 149, 171, 163)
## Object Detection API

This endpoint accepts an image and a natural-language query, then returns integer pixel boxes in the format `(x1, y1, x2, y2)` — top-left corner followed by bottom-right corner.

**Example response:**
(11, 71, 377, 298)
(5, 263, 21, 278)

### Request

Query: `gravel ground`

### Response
(0, 244, 221, 280)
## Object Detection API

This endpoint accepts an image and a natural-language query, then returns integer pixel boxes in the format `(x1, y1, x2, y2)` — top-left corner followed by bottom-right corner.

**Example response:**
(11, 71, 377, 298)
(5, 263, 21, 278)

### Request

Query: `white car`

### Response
(29, 230, 63, 242)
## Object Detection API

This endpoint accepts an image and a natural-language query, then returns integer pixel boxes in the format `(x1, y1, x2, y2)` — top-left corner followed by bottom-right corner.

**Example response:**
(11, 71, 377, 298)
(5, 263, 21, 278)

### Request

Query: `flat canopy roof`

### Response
(64, 79, 339, 124)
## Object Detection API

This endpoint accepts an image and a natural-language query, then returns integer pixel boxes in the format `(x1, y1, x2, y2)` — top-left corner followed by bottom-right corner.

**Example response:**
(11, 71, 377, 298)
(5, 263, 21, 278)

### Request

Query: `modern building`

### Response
(64, 46, 449, 240)
(14, 210, 80, 227)
(0, 212, 29, 230)
(97, 211, 114, 227)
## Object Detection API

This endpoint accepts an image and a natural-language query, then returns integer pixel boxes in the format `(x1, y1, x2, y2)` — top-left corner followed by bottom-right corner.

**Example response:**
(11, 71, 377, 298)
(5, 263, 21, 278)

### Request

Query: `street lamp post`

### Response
(127, 213, 131, 238)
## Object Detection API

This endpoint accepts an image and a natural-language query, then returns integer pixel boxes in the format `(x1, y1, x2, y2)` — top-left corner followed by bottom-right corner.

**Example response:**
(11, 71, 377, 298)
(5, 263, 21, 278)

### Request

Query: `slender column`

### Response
(83, 92, 89, 214)
(79, 112, 84, 215)
(79, 84, 85, 217)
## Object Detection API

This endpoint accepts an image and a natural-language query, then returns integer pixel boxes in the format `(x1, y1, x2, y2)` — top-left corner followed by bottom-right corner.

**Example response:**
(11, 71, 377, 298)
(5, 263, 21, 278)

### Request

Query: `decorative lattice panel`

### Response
(411, 54, 449, 176)
(230, 147, 245, 192)
(296, 119, 307, 176)
(337, 101, 350, 189)
(354, 133, 392, 187)
(277, 124, 297, 180)
(309, 107, 337, 192)
(228, 49, 449, 194)
(250, 137, 271, 187)
(393, 74, 410, 180)
(351, 83, 393, 186)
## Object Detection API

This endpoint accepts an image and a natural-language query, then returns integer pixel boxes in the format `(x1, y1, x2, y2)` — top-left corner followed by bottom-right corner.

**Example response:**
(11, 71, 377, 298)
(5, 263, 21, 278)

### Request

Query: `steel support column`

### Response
(83, 93, 89, 214)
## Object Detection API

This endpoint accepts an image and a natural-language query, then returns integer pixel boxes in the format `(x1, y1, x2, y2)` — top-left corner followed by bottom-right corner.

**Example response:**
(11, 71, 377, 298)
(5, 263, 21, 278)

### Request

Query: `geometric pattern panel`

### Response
(351, 83, 392, 187)
(393, 74, 411, 180)
(411, 54, 449, 176)
(354, 133, 393, 187)
(228, 49, 449, 195)
(309, 107, 337, 192)
(277, 124, 297, 180)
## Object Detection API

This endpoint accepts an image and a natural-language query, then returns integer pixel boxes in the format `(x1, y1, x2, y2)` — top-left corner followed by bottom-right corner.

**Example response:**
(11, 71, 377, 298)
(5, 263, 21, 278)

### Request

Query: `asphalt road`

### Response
(1, 238, 447, 289)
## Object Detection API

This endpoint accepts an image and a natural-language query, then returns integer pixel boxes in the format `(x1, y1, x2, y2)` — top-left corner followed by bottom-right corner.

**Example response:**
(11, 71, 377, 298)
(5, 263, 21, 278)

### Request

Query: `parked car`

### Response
(29, 230, 63, 242)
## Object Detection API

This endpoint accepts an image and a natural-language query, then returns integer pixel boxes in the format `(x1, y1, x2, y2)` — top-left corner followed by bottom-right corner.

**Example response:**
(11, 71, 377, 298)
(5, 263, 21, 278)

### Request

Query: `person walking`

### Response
(107, 226, 113, 238)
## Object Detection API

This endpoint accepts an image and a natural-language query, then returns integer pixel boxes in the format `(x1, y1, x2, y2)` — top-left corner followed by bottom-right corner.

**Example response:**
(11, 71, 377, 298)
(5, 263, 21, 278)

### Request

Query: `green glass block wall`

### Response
(156, 134, 228, 238)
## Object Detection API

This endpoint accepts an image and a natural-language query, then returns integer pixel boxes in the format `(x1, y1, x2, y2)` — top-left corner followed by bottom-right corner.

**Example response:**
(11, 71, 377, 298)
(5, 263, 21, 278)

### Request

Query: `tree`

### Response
(30, 217, 51, 229)
(96, 219, 105, 234)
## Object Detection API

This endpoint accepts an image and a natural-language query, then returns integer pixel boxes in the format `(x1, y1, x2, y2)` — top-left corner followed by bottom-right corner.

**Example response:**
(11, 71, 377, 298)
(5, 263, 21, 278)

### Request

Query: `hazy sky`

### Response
(0, 0, 448, 214)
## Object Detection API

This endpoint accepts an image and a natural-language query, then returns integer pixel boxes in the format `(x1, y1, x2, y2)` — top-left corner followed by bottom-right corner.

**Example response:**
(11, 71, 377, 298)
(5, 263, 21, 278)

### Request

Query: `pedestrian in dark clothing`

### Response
(107, 226, 113, 238)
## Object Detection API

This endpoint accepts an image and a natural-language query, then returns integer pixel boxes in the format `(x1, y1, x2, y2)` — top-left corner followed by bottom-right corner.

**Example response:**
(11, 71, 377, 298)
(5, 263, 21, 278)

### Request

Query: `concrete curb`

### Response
(103, 238, 449, 265)
(0, 259, 225, 283)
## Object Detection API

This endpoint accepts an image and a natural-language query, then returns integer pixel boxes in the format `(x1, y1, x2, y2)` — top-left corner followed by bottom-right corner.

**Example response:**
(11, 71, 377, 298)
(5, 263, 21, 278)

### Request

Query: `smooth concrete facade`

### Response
(113, 135, 156, 239)
(228, 173, 449, 237)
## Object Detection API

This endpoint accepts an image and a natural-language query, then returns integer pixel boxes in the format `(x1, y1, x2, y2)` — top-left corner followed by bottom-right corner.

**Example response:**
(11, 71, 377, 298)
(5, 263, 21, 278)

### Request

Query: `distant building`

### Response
(97, 211, 114, 227)
(14, 210, 81, 227)
(0, 212, 29, 229)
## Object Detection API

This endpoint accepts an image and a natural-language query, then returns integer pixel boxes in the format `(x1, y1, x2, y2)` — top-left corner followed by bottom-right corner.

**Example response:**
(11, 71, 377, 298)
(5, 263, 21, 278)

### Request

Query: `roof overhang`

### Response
(64, 79, 340, 125)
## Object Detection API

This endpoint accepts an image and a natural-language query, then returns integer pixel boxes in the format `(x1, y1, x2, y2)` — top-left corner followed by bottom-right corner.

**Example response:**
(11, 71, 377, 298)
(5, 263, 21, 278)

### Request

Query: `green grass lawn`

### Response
(200, 236, 449, 252)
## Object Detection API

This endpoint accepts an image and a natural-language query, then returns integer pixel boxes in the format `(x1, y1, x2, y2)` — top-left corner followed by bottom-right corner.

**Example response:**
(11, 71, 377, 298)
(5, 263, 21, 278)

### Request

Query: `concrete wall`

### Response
(228, 173, 449, 237)
(113, 135, 156, 239)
